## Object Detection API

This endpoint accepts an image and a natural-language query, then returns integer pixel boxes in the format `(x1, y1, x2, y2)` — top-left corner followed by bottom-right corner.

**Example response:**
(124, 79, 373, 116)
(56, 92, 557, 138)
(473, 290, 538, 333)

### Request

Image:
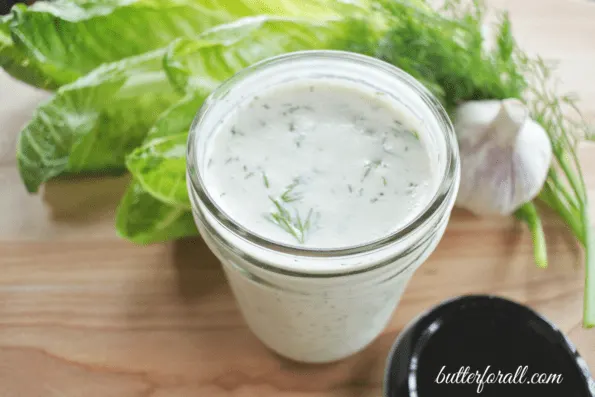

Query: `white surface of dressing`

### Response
(204, 80, 435, 250)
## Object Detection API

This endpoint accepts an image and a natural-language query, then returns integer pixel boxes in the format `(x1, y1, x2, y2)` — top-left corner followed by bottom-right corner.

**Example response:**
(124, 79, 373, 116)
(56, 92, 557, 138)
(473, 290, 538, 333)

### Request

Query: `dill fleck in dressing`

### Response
(203, 79, 434, 249)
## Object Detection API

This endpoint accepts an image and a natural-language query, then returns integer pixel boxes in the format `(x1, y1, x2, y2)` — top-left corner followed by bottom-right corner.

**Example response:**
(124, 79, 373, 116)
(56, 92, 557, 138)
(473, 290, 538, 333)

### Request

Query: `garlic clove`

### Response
(514, 117, 553, 206)
(490, 99, 529, 146)
(454, 99, 553, 216)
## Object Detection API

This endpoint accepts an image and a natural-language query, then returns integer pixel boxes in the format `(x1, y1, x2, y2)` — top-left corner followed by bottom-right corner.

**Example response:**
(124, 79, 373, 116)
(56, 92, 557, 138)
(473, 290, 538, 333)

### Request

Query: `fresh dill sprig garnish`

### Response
(268, 197, 313, 244)
(262, 172, 270, 189)
(280, 179, 302, 203)
(267, 179, 314, 243)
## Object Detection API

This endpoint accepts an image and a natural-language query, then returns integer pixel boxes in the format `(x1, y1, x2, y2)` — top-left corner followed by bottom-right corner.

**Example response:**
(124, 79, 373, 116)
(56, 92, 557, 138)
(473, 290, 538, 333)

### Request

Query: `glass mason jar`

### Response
(187, 51, 460, 363)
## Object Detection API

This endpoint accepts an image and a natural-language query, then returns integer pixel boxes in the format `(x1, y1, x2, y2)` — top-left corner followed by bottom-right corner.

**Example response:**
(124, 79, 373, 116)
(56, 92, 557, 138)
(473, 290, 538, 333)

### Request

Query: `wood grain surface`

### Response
(1, 0, 595, 395)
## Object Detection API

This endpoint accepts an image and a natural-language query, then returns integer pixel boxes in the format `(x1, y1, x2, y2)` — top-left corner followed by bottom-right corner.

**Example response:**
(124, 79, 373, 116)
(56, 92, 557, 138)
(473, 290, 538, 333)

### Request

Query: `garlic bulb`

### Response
(454, 99, 553, 215)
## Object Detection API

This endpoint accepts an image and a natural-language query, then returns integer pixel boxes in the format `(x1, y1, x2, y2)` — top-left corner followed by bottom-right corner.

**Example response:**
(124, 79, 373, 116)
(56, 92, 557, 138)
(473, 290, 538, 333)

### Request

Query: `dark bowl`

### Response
(384, 295, 595, 397)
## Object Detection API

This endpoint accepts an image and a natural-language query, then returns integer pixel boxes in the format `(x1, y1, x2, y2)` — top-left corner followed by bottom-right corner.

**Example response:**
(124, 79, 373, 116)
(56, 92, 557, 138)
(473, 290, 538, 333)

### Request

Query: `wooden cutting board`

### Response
(1, 0, 595, 395)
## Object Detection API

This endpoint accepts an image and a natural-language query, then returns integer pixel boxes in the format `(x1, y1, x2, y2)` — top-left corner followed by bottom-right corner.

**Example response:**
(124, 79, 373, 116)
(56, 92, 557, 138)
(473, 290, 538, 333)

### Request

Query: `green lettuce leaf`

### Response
(17, 48, 180, 193)
(4, 0, 368, 89)
(146, 93, 204, 139)
(0, 14, 55, 89)
(125, 93, 203, 209)
(116, 179, 197, 244)
(163, 16, 355, 94)
(17, 15, 354, 195)
(126, 132, 190, 209)
(118, 94, 201, 244)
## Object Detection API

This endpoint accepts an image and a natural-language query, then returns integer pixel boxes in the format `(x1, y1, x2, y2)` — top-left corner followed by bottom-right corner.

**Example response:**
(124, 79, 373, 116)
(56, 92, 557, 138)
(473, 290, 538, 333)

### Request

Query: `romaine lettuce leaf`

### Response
(17, 48, 180, 193)
(146, 93, 204, 139)
(116, 179, 197, 244)
(163, 16, 353, 94)
(0, 14, 56, 89)
(125, 89, 209, 212)
(4, 0, 369, 89)
(118, 93, 201, 243)
(125, 92, 205, 209)
(126, 132, 190, 209)
(17, 15, 354, 194)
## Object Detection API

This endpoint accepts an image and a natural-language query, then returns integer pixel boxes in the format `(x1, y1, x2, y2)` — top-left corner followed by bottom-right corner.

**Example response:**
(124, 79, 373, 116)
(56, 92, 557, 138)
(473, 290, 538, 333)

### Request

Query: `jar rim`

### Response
(187, 50, 460, 259)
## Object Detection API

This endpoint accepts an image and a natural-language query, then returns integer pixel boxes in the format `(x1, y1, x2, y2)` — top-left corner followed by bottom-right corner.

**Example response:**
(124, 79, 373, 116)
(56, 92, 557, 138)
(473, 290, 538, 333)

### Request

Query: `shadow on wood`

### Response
(540, 205, 582, 272)
(42, 174, 130, 224)
(171, 237, 226, 303)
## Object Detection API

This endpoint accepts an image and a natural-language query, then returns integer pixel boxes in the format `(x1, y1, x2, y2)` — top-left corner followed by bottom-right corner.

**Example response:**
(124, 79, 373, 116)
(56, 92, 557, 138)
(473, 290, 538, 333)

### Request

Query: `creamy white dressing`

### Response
(203, 79, 434, 249)
(190, 67, 454, 363)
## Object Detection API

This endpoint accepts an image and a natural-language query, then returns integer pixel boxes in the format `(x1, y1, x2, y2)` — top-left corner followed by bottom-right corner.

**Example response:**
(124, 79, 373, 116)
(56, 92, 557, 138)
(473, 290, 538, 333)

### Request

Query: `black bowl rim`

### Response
(383, 294, 595, 397)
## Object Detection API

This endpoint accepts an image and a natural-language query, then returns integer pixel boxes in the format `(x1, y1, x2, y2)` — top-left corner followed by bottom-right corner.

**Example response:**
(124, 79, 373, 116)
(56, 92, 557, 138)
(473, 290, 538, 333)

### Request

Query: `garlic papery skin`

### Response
(454, 99, 553, 216)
